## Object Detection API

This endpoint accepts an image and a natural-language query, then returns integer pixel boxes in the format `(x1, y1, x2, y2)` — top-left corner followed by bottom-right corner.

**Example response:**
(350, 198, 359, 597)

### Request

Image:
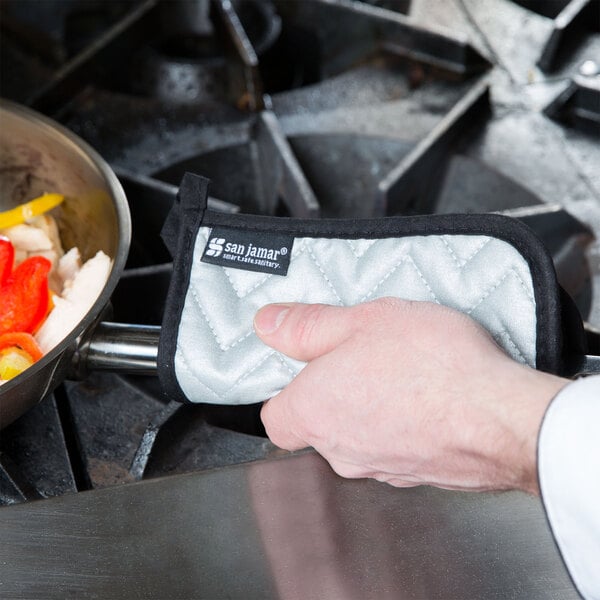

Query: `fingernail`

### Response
(254, 304, 291, 335)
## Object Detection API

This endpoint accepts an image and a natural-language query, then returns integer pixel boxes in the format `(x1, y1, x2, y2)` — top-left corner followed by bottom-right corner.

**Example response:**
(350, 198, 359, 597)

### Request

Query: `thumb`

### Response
(253, 302, 356, 362)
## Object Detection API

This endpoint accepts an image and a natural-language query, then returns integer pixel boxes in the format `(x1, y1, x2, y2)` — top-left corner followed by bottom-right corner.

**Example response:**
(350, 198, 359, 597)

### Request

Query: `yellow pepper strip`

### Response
(0, 347, 34, 380)
(0, 193, 65, 229)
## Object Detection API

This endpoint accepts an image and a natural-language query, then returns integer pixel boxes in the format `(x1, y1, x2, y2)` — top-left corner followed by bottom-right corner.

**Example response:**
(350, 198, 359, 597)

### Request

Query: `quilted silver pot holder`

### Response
(158, 173, 580, 405)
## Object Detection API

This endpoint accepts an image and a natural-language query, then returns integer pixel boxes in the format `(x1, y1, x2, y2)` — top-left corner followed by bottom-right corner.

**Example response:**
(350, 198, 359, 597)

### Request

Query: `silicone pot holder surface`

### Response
(158, 173, 569, 405)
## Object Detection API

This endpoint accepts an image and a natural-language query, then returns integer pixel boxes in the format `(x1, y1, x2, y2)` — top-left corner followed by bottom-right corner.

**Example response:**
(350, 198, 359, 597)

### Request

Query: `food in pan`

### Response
(0, 193, 111, 383)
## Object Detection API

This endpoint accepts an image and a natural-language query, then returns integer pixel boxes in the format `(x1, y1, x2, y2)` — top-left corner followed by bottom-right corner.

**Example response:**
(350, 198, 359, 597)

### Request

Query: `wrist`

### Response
(456, 364, 569, 494)
(507, 368, 569, 495)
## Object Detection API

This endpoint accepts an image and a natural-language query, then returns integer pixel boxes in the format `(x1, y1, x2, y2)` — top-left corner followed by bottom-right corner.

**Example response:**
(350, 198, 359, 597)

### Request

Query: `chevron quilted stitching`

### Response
(192, 276, 313, 354)
(299, 238, 428, 303)
(195, 252, 440, 355)
(221, 350, 287, 398)
(223, 352, 275, 398)
(360, 254, 439, 303)
(306, 245, 344, 304)
(177, 320, 287, 400)
(276, 353, 299, 377)
(393, 255, 440, 303)
(208, 238, 314, 303)
(440, 236, 463, 268)
(209, 238, 530, 331)
(508, 266, 536, 303)
(193, 247, 341, 351)
(176, 348, 221, 402)
(439, 236, 492, 270)
(188, 287, 224, 349)
(188, 280, 238, 352)
(223, 269, 273, 299)
(438, 236, 492, 268)
(293, 239, 360, 302)
(174, 231, 538, 404)
(345, 238, 378, 259)
(492, 326, 527, 363)
(181, 341, 295, 403)
(467, 267, 535, 315)
(459, 237, 492, 266)
(189, 279, 258, 352)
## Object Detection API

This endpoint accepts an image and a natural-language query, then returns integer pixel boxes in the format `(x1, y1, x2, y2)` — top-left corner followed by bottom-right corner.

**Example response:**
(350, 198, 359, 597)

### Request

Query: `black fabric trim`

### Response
(558, 287, 587, 360)
(158, 173, 209, 403)
(201, 209, 564, 374)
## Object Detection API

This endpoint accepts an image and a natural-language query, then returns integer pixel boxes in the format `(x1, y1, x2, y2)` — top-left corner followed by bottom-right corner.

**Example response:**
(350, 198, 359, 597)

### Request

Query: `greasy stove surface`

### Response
(0, 452, 579, 599)
(1, 0, 599, 507)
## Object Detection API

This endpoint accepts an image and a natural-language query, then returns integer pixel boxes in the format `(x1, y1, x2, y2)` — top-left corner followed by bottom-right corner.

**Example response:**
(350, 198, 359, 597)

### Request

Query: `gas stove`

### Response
(0, 0, 599, 505)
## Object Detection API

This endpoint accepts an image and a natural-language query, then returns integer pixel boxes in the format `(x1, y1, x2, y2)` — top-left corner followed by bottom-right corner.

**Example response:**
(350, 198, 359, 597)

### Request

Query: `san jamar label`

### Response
(201, 227, 294, 276)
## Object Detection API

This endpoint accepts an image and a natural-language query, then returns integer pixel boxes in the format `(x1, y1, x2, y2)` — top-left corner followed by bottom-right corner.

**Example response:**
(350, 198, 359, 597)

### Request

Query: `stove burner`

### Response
(63, 1, 139, 58)
(545, 68, 600, 136)
(133, 41, 229, 104)
(131, 0, 281, 104)
(0, 0, 136, 65)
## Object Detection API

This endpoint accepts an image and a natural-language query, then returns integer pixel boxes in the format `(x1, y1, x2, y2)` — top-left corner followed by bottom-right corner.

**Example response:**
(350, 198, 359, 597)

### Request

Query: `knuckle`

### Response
(387, 479, 418, 489)
(263, 419, 295, 450)
(354, 296, 405, 324)
(329, 461, 365, 480)
(261, 398, 306, 451)
(260, 402, 284, 445)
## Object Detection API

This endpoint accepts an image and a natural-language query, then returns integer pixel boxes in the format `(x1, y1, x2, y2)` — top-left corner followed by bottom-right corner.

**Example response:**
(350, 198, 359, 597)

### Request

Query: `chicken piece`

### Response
(1, 216, 65, 293)
(55, 247, 82, 294)
(1, 223, 59, 285)
(0, 222, 54, 255)
(29, 215, 64, 258)
(35, 251, 112, 353)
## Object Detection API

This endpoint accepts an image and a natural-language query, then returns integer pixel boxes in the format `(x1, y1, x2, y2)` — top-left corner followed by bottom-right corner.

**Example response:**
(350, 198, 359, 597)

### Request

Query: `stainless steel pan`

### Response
(0, 100, 158, 428)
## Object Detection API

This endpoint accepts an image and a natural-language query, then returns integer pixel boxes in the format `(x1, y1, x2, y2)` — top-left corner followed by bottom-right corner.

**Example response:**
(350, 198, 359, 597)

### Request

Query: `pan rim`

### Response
(0, 99, 132, 397)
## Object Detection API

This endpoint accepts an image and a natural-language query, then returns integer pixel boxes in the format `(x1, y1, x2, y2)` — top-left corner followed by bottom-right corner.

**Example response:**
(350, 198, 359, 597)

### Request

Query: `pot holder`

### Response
(158, 173, 585, 405)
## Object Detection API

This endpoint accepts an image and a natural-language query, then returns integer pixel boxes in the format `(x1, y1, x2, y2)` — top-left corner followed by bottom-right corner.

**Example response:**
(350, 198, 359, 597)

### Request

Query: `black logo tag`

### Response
(201, 227, 294, 276)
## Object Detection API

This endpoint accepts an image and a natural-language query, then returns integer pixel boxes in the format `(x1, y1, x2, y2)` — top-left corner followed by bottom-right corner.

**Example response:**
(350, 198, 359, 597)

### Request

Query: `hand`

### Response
(254, 298, 568, 494)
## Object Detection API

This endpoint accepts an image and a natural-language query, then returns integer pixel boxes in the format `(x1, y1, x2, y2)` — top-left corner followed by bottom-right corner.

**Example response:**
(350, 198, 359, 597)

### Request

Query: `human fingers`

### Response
(260, 392, 308, 451)
(253, 302, 359, 362)
(256, 302, 362, 451)
(257, 299, 409, 450)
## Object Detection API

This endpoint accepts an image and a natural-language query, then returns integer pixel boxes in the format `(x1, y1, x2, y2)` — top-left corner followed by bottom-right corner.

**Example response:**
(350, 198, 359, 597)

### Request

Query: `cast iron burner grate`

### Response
(0, 0, 599, 505)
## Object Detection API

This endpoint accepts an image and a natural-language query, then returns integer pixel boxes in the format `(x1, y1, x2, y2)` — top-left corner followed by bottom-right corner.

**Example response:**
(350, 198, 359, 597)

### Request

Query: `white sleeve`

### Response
(538, 375, 600, 600)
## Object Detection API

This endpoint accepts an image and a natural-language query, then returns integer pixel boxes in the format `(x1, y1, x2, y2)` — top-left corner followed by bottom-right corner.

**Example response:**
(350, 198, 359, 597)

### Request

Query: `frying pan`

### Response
(0, 100, 159, 428)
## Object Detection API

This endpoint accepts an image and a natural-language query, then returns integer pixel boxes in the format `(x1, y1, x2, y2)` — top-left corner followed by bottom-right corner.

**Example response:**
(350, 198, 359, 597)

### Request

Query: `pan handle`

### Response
(73, 323, 600, 377)
(73, 322, 160, 377)
(564, 354, 600, 377)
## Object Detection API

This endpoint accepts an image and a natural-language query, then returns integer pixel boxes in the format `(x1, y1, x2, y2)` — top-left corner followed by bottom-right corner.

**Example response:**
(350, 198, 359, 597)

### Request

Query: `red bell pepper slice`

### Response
(0, 237, 14, 286)
(0, 332, 43, 361)
(0, 255, 51, 336)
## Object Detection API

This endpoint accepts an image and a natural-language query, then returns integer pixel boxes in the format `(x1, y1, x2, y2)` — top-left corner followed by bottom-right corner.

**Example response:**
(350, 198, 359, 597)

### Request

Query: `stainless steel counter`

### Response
(0, 451, 578, 599)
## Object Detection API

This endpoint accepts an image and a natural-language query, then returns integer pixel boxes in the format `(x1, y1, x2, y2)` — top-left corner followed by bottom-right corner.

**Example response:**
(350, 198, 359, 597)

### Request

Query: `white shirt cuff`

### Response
(538, 375, 600, 600)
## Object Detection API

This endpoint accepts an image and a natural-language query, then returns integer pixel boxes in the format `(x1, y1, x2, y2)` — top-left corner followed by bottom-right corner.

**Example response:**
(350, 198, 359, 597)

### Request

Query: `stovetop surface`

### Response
(0, 451, 579, 599)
